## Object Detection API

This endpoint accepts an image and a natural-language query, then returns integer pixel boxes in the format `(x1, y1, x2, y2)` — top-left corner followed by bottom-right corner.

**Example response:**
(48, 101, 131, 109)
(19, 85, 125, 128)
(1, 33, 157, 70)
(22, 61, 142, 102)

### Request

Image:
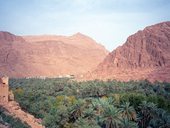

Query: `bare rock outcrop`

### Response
(88, 21, 170, 82)
(0, 101, 44, 128)
(0, 32, 108, 77)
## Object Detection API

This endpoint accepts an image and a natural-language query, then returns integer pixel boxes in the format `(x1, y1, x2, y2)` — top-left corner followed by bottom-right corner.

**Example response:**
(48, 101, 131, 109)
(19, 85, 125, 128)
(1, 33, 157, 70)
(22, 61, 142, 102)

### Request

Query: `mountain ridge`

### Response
(85, 21, 170, 82)
(0, 31, 108, 77)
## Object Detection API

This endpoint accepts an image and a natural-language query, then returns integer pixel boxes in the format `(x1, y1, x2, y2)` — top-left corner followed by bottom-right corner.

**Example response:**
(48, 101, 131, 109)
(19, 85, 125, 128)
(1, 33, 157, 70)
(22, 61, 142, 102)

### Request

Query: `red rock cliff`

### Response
(89, 21, 170, 82)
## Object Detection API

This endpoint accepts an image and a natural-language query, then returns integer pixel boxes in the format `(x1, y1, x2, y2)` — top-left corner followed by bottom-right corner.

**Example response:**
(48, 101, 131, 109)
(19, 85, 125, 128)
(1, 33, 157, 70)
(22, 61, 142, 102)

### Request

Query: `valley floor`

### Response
(9, 78, 170, 128)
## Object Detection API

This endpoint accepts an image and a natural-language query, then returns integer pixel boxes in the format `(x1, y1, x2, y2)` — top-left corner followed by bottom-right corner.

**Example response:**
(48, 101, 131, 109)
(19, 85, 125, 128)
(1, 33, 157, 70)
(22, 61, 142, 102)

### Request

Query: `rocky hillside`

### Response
(0, 32, 108, 77)
(0, 101, 44, 128)
(88, 21, 170, 82)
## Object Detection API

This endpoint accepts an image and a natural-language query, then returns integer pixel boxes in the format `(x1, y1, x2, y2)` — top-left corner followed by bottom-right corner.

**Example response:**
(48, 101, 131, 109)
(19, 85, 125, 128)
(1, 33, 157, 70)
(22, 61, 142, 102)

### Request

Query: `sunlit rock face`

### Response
(88, 21, 170, 82)
(0, 31, 108, 77)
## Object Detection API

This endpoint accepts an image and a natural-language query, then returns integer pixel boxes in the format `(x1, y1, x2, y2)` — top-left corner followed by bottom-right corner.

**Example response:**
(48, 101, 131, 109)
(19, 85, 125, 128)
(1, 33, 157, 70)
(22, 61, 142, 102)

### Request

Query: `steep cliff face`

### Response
(0, 32, 108, 77)
(89, 21, 170, 82)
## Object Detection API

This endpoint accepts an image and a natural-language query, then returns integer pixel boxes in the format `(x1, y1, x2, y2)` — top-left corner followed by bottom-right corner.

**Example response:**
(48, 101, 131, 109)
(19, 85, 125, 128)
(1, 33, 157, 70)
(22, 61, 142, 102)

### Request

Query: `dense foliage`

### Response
(10, 78, 170, 128)
(0, 106, 30, 128)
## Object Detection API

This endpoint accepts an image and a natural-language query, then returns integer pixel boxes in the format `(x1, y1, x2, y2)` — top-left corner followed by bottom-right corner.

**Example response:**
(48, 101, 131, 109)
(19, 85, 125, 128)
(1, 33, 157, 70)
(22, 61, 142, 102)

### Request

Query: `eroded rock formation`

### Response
(87, 21, 170, 82)
(0, 32, 108, 77)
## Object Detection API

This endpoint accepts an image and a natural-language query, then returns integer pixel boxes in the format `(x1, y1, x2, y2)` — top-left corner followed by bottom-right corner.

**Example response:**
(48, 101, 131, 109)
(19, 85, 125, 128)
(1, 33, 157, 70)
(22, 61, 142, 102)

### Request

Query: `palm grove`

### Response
(9, 78, 170, 128)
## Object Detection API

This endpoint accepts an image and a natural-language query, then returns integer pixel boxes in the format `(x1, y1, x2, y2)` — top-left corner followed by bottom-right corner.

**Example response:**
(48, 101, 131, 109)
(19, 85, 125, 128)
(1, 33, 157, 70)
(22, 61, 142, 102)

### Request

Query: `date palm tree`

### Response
(69, 100, 85, 123)
(120, 118, 138, 128)
(75, 117, 100, 128)
(101, 105, 121, 128)
(120, 102, 136, 121)
(153, 108, 170, 128)
(138, 101, 157, 128)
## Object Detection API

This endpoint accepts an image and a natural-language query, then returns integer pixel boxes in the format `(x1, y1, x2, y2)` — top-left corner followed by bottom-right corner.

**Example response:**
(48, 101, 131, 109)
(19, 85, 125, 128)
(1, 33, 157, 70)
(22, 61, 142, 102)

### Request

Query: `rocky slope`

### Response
(0, 101, 44, 128)
(87, 21, 170, 82)
(0, 32, 108, 77)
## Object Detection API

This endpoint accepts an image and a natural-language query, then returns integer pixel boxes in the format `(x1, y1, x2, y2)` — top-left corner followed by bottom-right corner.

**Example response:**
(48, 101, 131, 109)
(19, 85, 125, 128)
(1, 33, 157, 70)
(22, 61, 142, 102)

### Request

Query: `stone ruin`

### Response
(0, 77, 9, 103)
(0, 77, 44, 128)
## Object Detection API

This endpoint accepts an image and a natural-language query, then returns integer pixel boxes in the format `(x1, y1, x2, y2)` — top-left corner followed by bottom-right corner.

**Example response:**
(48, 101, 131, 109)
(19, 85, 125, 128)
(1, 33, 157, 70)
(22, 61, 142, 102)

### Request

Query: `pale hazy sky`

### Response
(0, 0, 170, 51)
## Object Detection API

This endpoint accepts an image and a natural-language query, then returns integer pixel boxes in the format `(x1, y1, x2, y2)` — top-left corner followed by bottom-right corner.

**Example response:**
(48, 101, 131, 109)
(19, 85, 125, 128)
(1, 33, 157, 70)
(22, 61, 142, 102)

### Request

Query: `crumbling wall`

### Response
(0, 77, 9, 103)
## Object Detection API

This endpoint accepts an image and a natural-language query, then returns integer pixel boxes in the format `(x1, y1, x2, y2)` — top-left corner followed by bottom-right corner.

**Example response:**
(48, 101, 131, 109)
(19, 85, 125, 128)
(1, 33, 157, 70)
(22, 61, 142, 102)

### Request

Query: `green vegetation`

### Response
(10, 78, 170, 128)
(0, 107, 30, 128)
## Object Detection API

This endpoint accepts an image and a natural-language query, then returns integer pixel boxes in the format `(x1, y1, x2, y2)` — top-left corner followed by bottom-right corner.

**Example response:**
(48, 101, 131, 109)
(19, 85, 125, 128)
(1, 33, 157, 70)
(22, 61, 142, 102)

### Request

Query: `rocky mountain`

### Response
(0, 32, 108, 77)
(87, 21, 170, 82)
